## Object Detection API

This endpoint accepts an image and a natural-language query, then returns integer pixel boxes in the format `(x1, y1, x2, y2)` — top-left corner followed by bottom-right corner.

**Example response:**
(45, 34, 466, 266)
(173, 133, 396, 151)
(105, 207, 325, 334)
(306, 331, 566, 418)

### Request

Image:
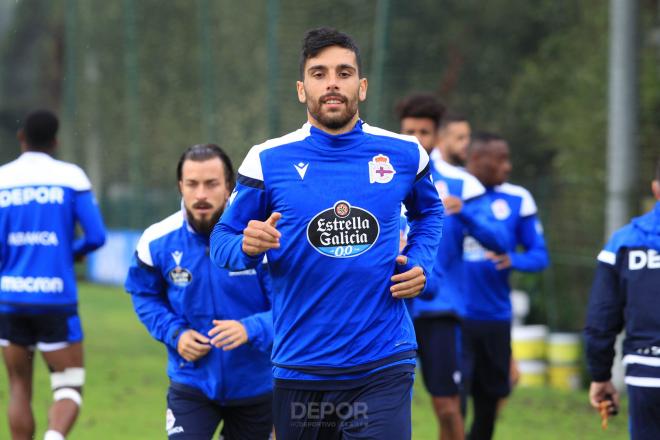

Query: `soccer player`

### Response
(437, 113, 472, 167)
(0, 110, 106, 440)
(462, 133, 549, 440)
(584, 160, 660, 440)
(211, 28, 443, 439)
(398, 95, 508, 440)
(125, 144, 274, 439)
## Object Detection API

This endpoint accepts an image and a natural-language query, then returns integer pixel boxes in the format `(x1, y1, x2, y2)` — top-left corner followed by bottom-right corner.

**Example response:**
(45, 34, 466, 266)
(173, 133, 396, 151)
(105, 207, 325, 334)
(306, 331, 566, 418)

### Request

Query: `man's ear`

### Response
(297, 81, 306, 104)
(358, 78, 368, 102)
(17, 129, 27, 152)
(652, 180, 660, 200)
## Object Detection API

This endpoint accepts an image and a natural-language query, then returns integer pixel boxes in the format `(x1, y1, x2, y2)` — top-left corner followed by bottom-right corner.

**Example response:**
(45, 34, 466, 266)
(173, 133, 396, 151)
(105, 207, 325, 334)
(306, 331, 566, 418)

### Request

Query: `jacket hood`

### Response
(631, 201, 660, 246)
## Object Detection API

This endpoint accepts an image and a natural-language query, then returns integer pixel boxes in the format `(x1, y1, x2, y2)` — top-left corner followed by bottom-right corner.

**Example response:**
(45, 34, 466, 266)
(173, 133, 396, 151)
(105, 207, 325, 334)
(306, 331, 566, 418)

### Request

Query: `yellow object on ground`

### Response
(512, 325, 548, 360)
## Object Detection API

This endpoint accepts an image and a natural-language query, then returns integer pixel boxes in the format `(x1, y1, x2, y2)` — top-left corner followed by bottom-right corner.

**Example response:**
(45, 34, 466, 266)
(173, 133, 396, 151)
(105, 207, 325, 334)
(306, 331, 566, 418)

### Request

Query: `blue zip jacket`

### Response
(0, 152, 106, 312)
(463, 183, 549, 321)
(585, 201, 660, 386)
(210, 120, 443, 382)
(409, 152, 509, 319)
(125, 210, 273, 404)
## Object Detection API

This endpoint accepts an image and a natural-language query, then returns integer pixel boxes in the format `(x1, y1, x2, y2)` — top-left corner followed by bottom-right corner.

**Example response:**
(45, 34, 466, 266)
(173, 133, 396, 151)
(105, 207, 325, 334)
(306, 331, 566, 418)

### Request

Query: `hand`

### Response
(441, 195, 463, 215)
(485, 251, 512, 270)
(177, 329, 211, 362)
(242, 212, 282, 256)
(589, 381, 620, 411)
(390, 255, 426, 299)
(208, 320, 248, 351)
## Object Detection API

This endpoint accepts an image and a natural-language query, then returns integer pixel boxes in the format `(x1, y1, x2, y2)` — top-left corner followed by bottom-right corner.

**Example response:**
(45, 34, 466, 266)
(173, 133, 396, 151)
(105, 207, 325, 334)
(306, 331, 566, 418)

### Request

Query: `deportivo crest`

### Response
(368, 154, 396, 184)
(491, 199, 511, 220)
(169, 251, 192, 286)
(307, 200, 380, 258)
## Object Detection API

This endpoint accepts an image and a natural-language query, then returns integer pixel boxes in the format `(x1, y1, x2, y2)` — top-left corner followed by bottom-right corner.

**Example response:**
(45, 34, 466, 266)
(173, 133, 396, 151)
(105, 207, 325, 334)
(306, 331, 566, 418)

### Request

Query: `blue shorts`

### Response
(166, 383, 272, 439)
(462, 319, 511, 399)
(628, 385, 660, 440)
(273, 366, 414, 440)
(414, 315, 461, 396)
(0, 311, 83, 351)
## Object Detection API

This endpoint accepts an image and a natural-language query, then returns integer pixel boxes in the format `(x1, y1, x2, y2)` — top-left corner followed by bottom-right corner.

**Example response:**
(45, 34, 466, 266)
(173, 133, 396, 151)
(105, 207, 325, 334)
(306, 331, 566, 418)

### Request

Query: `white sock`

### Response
(44, 430, 65, 440)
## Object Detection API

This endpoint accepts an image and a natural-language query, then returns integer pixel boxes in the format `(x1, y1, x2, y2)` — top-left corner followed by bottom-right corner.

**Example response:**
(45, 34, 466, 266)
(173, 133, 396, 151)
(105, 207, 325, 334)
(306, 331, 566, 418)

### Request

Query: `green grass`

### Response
(0, 283, 630, 439)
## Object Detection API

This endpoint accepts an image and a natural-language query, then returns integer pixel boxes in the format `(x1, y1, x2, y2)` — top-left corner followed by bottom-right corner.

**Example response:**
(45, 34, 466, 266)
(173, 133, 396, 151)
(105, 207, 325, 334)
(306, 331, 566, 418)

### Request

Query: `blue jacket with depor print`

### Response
(210, 120, 443, 382)
(0, 152, 106, 313)
(585, 201, 660, 387)
(125, 210, 274, 404)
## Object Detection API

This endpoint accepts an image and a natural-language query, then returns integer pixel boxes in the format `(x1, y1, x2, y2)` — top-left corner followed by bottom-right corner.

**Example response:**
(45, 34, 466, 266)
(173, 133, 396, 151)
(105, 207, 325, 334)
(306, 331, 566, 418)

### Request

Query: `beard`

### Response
(445, 150, 466, 167)
(185, 204, 223, 236)
(306, 91, 359, 130)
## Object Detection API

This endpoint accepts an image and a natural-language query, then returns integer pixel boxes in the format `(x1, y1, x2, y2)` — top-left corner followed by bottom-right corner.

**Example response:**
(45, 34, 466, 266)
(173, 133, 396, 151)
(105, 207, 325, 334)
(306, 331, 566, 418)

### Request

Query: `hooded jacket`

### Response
(585, 201, 660, 387)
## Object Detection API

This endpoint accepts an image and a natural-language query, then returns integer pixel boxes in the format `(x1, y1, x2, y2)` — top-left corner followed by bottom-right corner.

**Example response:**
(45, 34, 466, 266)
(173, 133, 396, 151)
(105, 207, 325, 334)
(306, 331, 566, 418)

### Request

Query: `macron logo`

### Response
(294, 162, 309, 179)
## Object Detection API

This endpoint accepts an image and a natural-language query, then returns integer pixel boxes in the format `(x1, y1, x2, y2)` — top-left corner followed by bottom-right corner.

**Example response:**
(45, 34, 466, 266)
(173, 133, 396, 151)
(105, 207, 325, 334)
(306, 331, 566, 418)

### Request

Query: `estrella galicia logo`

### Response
(307, 200, 380, 258)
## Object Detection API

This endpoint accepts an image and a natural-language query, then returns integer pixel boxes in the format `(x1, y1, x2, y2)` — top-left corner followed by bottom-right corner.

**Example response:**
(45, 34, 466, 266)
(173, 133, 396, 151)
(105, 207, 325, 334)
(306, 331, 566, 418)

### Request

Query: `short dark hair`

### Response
(468, 131, 505, 155)
(177, 144, 235, 190)
(440, 112, 469, 129)
(395, 94, 446, 128)
(656, 159, 660, 182)
(22, 110, 58, 150)
(299, 27, 362, 79)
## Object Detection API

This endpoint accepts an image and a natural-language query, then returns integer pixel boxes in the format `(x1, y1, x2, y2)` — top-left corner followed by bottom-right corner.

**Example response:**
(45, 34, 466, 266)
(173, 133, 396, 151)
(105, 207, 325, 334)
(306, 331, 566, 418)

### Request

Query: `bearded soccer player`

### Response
(125, 145, 274, 439)
(211, 28, 443, 439)
(398, 95, 508, 440)
(437, 113, 471, 168)
(0, 110, 106, 440)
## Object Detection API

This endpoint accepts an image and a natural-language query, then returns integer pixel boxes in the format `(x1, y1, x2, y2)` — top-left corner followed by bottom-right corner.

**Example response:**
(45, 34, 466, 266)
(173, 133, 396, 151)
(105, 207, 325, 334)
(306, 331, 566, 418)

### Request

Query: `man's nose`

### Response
(326, 74, 340, 90)
(195, 186, 208, 200)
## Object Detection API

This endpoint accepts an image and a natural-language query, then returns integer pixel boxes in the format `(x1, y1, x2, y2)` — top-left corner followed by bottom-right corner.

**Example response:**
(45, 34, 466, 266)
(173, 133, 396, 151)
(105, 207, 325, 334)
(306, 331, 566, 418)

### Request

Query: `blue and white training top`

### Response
(0, 151, 106, 313)
(410, 151, 509, 319)
(462, 183, 549, 321)
(211, 120, 443, 384)
(125, 209, 274, 403)
(585, 201, 660, 387)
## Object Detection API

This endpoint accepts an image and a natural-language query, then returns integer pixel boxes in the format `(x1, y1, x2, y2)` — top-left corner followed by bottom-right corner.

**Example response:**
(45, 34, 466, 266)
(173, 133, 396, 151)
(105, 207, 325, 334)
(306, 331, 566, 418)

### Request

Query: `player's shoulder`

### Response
(362, 123, 428, 174)
(136, 211, 184, 266)
(496, 182, 537, 217)
(433, 157, 485, 200)
(252, 124, 312, 155)
(598, 218, 652, 266)
(362, 123, 419, 148)
(0, 153, 91, 191)
(238, 124, 313, 181)
(51, 159, 91, 191)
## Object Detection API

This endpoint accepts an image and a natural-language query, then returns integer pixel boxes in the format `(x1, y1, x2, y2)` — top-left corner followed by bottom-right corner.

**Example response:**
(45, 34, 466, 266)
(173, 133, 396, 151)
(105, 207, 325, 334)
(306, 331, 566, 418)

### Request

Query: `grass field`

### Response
(0, 283, 630, 439)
